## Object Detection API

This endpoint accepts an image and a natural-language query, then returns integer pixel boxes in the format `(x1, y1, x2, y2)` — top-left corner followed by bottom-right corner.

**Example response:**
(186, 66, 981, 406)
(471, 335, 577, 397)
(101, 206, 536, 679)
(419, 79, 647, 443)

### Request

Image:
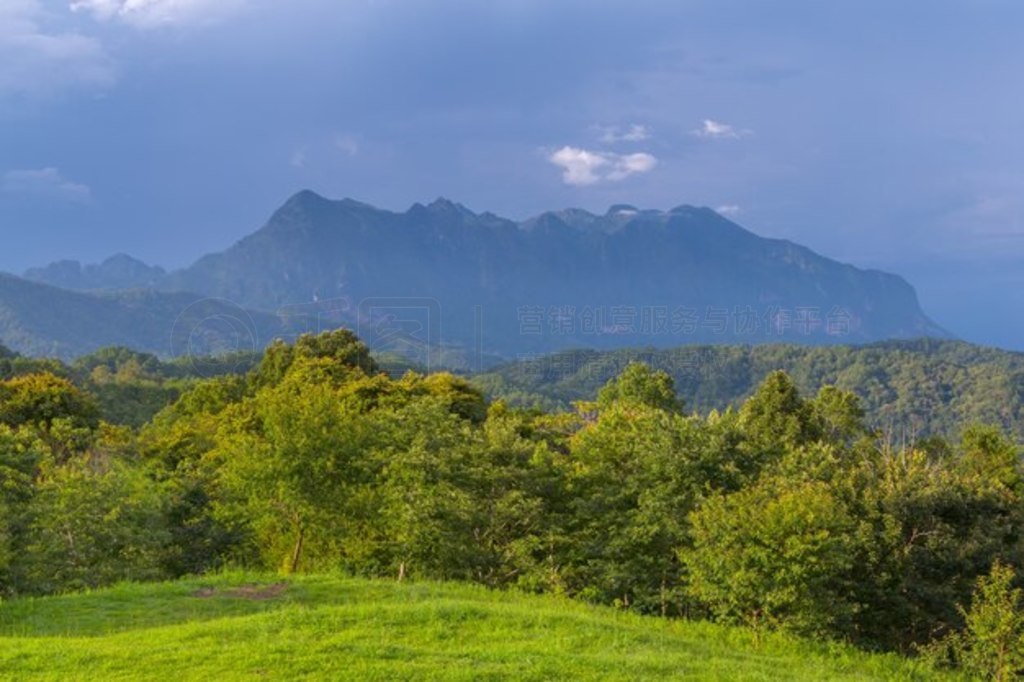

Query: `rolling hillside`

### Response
(0, 573, 948, 681)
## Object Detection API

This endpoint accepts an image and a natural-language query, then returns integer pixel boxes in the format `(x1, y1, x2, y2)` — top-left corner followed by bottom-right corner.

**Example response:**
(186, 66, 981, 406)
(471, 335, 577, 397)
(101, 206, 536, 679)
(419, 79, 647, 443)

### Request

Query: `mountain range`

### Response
(7, 190, 949, 360)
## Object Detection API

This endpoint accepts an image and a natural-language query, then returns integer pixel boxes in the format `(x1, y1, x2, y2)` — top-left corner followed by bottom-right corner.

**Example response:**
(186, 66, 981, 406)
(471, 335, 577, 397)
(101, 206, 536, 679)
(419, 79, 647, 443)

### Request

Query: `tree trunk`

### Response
(289, 524, 305, 574)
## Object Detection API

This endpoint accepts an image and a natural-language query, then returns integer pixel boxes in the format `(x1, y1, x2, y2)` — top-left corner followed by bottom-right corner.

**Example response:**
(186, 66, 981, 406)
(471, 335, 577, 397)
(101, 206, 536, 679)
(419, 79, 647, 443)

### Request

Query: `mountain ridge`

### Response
(165, 191, 946, 354)
(11, 191, 950, 359)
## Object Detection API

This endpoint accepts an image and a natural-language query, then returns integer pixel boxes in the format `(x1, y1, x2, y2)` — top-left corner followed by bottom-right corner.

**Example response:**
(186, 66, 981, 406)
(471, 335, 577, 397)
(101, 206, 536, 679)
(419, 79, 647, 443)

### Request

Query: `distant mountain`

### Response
(162, 191, 948, 356)
(473, 339, 1024, 439)
(0, 274, 285, 360)
(15, 190, 949, 359)
(24, 254, 166, 291)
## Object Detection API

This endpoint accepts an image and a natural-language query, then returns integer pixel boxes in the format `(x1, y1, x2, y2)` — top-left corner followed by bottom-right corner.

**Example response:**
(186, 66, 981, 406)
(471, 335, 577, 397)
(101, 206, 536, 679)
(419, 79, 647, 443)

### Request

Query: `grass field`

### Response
(0, 573, 954, 681)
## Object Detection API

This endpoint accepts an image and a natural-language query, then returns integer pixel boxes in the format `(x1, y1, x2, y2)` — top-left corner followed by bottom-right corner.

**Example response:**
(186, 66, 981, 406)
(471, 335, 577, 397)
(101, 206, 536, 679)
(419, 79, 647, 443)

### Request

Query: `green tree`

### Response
(252, 330, 378, 388)
(926, 561, 1024, 680)
(959, 424, 1023, 494)
(812, 385, 869, 443)
(375, 399, 482, 581)
(683, 478, 856, 636)
(596, 362, 682, 413)
(564, 396, 701, 614)
(0, 373, 100, 463)
(0, 426, 43, 595)
(214, 357, 380, 573)
(22, 458, 170, 594)
(834, 444, 1024, 650)
(738, 370, 820, 453)
(960, 561, 1024, 681)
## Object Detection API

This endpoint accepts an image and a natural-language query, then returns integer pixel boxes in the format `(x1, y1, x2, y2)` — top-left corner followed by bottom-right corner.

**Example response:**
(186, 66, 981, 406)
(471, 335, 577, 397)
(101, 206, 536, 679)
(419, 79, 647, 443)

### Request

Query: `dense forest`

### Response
(1, 331, 1023, 677)
(475, 339, 1024, 440)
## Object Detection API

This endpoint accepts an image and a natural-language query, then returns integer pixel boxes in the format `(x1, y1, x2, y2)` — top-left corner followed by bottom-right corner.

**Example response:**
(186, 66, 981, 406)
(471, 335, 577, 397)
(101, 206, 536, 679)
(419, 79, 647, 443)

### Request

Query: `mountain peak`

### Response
(429, 196, 456, 208)
(429, 197, 475, 216)
(405, 197, 477, 221)
(101, 253, 150, 268)
(669, 204, 702, 215)
(284, 189, 329, 207)
(280, 190, 380, 214)
(607, 204, 639, 216)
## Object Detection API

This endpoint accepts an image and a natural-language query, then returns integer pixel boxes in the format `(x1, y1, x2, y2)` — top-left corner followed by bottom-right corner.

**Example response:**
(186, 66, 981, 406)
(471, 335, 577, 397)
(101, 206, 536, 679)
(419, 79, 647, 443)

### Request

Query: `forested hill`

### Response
(473, 339, 1024, 439)
(3, 335, 1023, 439)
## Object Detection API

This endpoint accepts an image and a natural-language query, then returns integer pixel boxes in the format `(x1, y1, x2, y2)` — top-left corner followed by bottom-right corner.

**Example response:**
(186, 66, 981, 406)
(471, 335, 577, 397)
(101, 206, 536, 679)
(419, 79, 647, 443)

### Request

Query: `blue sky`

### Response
(1, 0, 1023, 349)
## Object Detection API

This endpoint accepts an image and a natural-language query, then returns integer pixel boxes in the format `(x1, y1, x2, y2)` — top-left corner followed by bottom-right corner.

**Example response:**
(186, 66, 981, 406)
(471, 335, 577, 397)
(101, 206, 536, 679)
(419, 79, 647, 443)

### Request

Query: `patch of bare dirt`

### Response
(191, 583, 288, 600)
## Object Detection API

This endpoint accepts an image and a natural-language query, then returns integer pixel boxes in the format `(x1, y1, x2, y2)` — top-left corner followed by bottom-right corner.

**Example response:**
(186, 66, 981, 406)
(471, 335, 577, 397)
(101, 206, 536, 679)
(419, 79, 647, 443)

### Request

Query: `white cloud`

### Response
(2, 168, 92, 202)
(606, 152, 658, 181)
(595, 123, 650, 144)
(70, 0, 249, 28)
(0, 0, 114, 96)
(548, 146, 658, 186)
(289, 148, 307, 168)
(692, 119, 752, 139)
(548, 147, 607, 186)
(716, 204, 742, 216)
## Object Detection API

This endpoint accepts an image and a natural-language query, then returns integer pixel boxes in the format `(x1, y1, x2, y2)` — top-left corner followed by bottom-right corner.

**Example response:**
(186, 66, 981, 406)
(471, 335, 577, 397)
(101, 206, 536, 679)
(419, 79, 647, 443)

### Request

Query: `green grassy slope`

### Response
(0, 573, 951, 681)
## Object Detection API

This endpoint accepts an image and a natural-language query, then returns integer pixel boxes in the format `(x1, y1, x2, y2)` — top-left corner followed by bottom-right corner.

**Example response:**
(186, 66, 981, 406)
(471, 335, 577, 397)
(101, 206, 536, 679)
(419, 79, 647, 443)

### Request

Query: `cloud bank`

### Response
(548, 146, 658, 186)
(2, 167, 92, 202)
(71, 0, 250, 28)
(595, 123, 650, 144)
(0, 0, 114, 96)
(692, 119, 751, 139)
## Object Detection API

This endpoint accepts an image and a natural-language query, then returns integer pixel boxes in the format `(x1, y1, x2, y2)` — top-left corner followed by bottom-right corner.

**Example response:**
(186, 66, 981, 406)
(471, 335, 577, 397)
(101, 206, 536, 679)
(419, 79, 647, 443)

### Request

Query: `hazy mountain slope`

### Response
(0, 274, 284, 360)
(18, 191, 949, 359)
(24, 254, 167, 291)
(163, 191, 949, 356)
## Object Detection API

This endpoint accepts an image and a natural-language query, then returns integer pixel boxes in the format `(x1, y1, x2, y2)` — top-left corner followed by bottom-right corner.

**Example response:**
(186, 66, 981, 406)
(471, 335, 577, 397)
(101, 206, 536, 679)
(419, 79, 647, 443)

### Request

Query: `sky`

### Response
(1, 0, 1023, 349)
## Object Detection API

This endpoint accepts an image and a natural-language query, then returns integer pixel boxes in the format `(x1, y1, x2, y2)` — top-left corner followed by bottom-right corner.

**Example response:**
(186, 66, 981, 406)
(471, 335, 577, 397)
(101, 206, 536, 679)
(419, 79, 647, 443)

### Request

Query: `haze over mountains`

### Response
(7, 190, 948, 361)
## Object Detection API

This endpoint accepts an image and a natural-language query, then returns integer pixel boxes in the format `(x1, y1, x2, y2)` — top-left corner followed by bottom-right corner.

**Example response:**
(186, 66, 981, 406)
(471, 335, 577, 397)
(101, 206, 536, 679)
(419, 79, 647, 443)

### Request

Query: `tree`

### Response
(596, 362, 682, 414)
(683, 478, 856, 636)
(960, 562, 1024, 681)
(925, 561, 1024, 680)
(0, 373, 98, 434)
(22, 458, 170, 594)
(563, 396, 701, 614)
(812, 385, 868, 444)
(0, 373, 99, 462)
(958, 424, 1022, 494)
(835, 444, 1024, 651)
(214, 357, 380, 573)
(139, 375, 252, 576)
(375, 399, 483, 581)
(738, 370, 820, 453)
(0, 426, 43, 595)
(251, 330, 378, 388)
